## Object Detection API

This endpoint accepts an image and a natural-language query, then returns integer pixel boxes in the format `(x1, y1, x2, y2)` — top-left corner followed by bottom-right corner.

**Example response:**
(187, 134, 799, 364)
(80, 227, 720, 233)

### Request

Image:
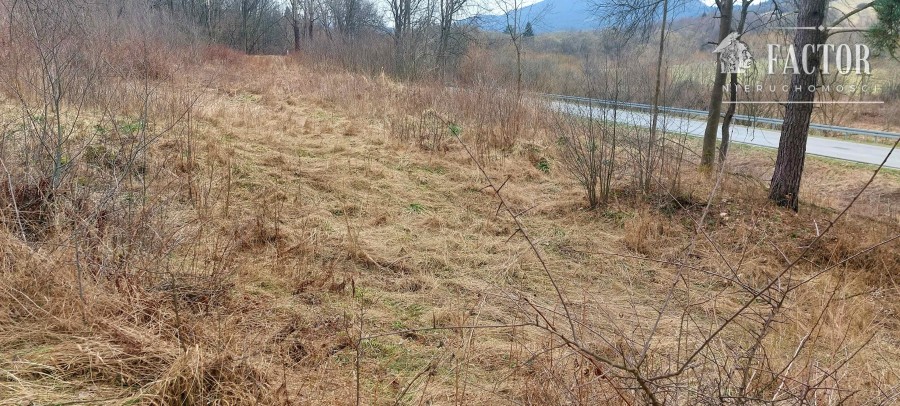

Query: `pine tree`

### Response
(768, 0, 827, 210)
(868, 0, 900, 57)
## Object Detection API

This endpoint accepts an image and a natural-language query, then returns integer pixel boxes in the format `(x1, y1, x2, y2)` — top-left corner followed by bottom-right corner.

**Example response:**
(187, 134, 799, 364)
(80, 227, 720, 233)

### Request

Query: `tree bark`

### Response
(769, 0, 827, 211)
(290, 0, 301, 51)
(701, 0, 733, 169)
(720, 72, 737, 163)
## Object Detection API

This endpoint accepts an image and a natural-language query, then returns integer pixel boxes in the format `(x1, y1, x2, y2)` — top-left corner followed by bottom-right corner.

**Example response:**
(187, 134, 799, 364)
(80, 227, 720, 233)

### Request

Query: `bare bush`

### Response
(553, 104, 619, 209)
(0, 0, 218, 339)
(1, 0, 102, 207)
(389, 111, 450, 152)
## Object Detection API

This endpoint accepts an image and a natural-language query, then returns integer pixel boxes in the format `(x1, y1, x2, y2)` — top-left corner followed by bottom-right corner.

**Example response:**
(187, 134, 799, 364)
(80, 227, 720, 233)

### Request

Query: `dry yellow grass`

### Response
(1, 54, 898, 405)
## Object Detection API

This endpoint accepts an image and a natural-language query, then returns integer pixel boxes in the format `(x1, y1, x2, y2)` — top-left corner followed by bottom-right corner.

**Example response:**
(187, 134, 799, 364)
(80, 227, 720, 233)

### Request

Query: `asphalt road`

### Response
(552, 101, 900, 170)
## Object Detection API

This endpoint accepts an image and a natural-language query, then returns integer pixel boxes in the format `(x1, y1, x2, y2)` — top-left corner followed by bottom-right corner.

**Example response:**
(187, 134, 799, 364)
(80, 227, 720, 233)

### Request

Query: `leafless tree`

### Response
(718, 0, 754, 164)
(387, 0, 435, 78)
(2, 0, 101, 194)
(290, 0, 302, 50)
(300, 0, 320, 40)
(595, 0, 682, 192)
(494, 0, 546, 101)
(436, 0, 469, 72)
(325, 0, 380, 39)
(700, 0, 737, 169)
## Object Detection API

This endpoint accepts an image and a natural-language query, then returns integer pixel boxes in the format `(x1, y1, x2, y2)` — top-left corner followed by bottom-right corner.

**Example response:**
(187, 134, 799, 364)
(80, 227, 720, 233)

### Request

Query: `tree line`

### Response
(138, 0, 480, 79)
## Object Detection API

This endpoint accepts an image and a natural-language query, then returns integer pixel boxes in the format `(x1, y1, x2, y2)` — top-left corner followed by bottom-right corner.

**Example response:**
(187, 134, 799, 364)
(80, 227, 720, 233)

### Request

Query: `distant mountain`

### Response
(465, 0, 717, 33)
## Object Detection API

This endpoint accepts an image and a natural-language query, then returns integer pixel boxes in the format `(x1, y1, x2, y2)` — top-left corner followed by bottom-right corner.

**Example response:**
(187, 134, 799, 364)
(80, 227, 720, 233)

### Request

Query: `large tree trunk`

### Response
(701, 0, 733, 169)
(769, 0, 827, 211)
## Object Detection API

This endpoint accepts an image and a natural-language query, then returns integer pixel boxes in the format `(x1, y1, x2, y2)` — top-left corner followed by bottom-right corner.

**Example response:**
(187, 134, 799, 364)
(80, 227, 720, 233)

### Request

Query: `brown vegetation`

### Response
(1, 48, 898, 404)
(1, 0, 899, 403)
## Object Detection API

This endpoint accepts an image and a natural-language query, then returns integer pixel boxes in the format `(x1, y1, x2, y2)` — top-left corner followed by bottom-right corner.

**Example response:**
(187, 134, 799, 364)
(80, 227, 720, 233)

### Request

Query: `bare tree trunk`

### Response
(606, 64, 620, 206)
(241, 0, 250, 53)
(515, 42, 522, 101)
(290, 0, 301, 51)
(394, 31, 403, 76)
(390, 0, 413, 77)
(701, 0, 733, 169)
(719, 0, 750, 164)
(645, 0, 668, 192)
(769, 0, 827, 211)
(437, 0, 461, 73)
(306, 0, 314, 41)
(720, 72, 736, 163)
(437, 28, 449, 70)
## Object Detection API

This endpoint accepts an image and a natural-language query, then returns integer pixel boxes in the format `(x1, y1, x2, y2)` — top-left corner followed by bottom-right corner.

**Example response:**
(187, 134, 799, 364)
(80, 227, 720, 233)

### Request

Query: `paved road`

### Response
(552, 101, 900, 170)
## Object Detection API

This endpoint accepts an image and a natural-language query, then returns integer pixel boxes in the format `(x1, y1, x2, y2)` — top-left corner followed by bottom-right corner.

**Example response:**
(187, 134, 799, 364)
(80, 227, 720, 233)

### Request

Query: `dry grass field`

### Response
(1, 54, 899, 405)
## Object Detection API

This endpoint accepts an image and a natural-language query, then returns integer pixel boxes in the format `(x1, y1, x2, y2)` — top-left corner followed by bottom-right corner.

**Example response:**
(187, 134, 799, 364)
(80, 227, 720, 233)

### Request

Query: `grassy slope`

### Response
(1, 55, 899, 404)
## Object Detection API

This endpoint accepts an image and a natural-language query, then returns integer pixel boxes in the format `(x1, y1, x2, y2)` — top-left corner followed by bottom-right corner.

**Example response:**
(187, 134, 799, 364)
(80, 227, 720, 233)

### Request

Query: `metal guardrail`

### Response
(542, 93, 900, 140)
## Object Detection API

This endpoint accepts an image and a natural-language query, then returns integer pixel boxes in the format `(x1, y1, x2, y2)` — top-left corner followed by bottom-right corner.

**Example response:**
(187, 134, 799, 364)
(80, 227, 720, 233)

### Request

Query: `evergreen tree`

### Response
(869, 0, 900, 57)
